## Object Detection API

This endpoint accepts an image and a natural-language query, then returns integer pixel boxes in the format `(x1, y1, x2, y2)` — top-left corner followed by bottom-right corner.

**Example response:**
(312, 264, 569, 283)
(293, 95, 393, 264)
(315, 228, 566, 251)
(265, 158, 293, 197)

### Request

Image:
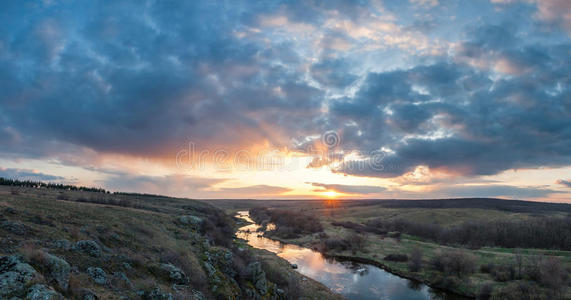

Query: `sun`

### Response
(322, 190, 339, 198)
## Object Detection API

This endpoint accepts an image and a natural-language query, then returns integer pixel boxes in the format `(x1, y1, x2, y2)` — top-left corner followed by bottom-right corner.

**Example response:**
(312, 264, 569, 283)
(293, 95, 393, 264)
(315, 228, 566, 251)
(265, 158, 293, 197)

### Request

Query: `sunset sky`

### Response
(0, 0, 570, 201)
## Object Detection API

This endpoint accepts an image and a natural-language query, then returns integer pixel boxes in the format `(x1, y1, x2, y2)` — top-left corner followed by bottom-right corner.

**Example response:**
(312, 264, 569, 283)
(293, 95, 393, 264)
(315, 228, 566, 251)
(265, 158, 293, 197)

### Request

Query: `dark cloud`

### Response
(0, 0, 569, 201)
(322, 23, 571, 178)
(0, 167, 65, 181)
(557, 179, 571, 188)
(0, 0, 322, 158)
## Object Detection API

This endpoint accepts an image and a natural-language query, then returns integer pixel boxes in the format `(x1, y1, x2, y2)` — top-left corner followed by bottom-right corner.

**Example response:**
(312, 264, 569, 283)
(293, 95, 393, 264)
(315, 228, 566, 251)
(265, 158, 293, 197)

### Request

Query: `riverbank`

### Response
(262, 233, 476, 298)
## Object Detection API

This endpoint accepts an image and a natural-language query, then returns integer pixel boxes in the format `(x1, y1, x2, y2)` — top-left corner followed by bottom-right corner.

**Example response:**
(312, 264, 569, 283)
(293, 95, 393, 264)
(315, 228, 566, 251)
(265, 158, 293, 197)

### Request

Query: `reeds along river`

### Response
(235, 211, 468, 300)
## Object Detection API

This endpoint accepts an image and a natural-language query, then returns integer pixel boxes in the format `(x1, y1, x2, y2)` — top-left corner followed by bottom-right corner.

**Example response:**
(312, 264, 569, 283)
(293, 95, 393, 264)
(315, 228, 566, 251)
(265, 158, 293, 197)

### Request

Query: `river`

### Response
(235, 211, 468, 300)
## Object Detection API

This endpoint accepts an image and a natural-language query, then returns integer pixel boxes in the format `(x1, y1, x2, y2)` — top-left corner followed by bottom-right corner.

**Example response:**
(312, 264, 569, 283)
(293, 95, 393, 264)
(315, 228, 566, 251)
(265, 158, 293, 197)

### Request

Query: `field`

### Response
(211, 198, 571, 299)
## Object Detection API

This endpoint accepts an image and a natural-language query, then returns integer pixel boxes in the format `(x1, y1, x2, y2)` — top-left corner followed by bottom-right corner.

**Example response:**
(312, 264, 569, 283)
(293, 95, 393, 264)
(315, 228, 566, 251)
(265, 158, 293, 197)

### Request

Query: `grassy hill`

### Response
(0, 185, 341, 299)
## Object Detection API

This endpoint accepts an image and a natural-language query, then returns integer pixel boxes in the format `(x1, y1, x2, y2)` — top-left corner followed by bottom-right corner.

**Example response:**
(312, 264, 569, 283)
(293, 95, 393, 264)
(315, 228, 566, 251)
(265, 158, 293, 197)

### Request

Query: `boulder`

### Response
(142, 287, 174, 300)
(246, 262, 267, 295)
(159, 263, 188, 284)
(74, 240, 102, 257)
(25, 284, 64, 300)
(111, 272, 133, 289)
(53, 240, 72, 251)
(0, 255, 38, 298)
(87, 267, 108, 285)
(79, 289, 98, 300)
(43, 253, 70, 291)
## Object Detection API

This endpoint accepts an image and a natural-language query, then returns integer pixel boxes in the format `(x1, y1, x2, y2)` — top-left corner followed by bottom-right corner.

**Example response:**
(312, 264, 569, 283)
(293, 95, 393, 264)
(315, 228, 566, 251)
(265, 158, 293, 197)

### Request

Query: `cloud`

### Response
(101, 173, 226, 197)
(307, 182, 386, 194)
(557, 179, 571, 187)
(429, 184, 562, 199)
(0, 0, 569, 200)
(0, 167, 65, 181)
(218, 185, 292, 196)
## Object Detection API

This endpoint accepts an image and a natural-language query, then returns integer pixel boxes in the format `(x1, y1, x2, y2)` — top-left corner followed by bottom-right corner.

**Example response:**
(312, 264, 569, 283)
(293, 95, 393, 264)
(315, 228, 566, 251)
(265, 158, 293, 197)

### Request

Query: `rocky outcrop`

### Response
(25, 284, 64, 300)
(0, 255, 38, 298)
(43, 253, 70, 291)
(159, 263, 188, 285)
(74, 240, 102, 257)
(177, 215, 203, 228)
(87, 267, 108, 285)
(246, 262, 268, 295)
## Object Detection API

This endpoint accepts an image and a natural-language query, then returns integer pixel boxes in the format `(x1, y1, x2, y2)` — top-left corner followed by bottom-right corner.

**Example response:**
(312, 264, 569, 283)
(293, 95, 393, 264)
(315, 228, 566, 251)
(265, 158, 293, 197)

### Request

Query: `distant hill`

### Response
(342, 198, 571, 213)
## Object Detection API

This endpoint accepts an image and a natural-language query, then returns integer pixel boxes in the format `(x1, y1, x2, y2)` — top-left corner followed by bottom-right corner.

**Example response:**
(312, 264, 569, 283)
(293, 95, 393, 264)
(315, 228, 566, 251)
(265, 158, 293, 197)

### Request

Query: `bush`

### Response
(431, 250, 476, 277)
(384, 254, 408, 262)
(491, 282, 545, 300)
(409, 246, 423, 272)
(491, 264, 515, 282)
(480, 262, 495, 273)
(347, 232, 368, 253)
(539, 256, 567, 297)
(477, 283, 493, 300)
(249, 207, 323, 239)
(322, 238, 350, 252)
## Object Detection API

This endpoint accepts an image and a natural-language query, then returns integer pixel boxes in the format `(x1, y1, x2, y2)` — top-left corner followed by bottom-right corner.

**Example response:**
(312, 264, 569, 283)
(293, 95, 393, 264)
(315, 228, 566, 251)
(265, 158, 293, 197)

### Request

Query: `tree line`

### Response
(0, 177, 107, 193)
(364, 216, 571, 250)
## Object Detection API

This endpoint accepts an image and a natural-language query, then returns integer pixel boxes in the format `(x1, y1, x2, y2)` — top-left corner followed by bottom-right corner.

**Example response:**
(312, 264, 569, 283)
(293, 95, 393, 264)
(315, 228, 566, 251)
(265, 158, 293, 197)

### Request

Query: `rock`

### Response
(25, 284, 64, 300)
(122, 262, 132, 270)
(74, 240, 102, 257)
(0, 255, 38, 298)
(190, 290, 206, 300)
(111, 272, 133, 289)
(203, 261, 216, 276)
(291, 264, 298, 269)
(43, 253, 70, 291)
(1, 221, 30, 235)
(53, 239, 72, 250)
(80, 289, 98, 300)
(177, 215, 202, 226)
(246, 262, 268, 295)
(143, 287, 174, 300)
(87, 267, 108, 285)
(159, 263, 188, 284)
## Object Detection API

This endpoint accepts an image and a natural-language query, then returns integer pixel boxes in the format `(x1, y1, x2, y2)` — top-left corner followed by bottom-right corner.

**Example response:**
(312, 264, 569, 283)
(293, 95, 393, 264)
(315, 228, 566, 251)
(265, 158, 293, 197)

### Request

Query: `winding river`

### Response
(236, 211, 468, 300)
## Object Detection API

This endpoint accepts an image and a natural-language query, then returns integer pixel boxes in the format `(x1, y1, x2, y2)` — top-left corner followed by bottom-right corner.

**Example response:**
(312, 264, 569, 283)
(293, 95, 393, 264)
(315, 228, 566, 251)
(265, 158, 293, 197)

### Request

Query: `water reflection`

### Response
(236, 211, 466, 300)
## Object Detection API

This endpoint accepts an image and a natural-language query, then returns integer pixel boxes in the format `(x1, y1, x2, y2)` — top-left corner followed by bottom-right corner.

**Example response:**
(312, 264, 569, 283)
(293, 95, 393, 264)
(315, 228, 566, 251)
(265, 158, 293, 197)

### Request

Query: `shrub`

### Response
(491, 282, 545, 300)
(322, 238, 351, 252)
(409, 246, 423, 272)
(249, 207, 323, 239)
(480, 262, 495, 274)
(491, 264, 515, 282)
(431, 249, 476, 277)
(539, 256, 567, 297)
(384, 254, 408, 262)
(347, 232, 368, 253)
(477, 283, 493, 300)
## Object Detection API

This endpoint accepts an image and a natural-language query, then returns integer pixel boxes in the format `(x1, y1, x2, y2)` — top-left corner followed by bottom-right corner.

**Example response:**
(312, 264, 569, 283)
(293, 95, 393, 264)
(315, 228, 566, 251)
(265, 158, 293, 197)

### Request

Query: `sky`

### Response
(0, 0, 570, 201)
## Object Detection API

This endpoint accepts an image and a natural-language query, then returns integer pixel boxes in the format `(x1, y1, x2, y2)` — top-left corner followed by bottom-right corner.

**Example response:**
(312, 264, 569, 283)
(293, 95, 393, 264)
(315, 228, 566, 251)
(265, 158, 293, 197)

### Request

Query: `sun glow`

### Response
(322, 190, 340, 198)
